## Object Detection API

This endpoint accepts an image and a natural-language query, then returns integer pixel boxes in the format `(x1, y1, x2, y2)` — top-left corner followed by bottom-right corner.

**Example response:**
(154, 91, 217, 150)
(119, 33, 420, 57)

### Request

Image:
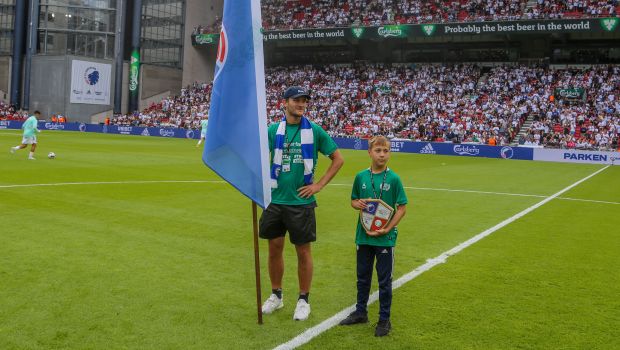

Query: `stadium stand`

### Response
(184, 0, 620, 31)
(192, 16, 222, 35)
(111, 64, 619, 151)
(0, 103, 27, 121)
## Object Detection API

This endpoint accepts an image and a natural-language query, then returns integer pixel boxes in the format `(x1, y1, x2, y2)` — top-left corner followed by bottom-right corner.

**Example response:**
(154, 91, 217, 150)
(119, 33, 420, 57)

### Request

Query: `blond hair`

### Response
(368, 135, 390, 149)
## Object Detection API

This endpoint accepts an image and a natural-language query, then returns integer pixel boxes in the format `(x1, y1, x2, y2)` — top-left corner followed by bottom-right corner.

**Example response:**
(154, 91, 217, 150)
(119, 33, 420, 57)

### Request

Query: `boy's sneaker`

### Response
(339, 310, 368, 325)
(28, 157, 36, 160)
(375, 319, 391, 337)
(261, 294, 283, 314)
(293, 299, 311, 321)
(10, 147, 16, 154)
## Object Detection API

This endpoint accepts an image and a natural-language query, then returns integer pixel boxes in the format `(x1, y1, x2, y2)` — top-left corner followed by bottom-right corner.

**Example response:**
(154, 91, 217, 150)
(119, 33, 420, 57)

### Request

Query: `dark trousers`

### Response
(355, 244, 394, 321)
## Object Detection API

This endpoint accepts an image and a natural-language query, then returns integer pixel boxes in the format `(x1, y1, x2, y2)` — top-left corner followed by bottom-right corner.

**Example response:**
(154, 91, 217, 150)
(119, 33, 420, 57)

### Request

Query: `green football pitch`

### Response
(1, 130, 618, 350)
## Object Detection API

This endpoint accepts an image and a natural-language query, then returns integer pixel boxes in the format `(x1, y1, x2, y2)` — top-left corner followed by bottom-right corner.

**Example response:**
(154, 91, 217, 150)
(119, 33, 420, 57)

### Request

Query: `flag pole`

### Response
(252, 201, 263, 324)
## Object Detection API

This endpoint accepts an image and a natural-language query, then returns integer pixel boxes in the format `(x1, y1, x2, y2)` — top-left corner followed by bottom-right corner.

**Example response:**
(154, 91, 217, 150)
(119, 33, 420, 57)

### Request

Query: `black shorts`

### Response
(259, 203, 317, 245)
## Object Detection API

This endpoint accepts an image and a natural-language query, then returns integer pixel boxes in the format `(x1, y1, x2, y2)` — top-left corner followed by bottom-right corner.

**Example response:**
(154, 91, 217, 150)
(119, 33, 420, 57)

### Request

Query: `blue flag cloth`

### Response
(202, 0, 271, 208)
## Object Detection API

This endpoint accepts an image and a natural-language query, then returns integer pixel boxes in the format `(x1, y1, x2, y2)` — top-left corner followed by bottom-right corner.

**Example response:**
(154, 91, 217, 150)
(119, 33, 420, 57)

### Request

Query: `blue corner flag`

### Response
(202, 0, 271, 208)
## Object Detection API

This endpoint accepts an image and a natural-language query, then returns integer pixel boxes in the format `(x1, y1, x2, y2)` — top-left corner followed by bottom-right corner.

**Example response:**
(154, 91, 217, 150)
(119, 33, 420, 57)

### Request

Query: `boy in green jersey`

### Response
(340, 136, 408, 337)
(10, 111, 41, 160)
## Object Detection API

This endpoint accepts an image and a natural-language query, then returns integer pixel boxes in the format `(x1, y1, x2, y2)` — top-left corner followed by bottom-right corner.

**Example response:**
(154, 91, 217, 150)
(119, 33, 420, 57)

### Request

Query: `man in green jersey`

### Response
(10, 111, 41, 160)
(259, 86, 344, 321)
(340, 136, 407, 337)
(196, 116, 208, 147)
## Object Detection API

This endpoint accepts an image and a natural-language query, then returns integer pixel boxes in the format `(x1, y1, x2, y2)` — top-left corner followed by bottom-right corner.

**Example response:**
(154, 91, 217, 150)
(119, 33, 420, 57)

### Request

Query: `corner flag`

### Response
(203, 0, 271, 209)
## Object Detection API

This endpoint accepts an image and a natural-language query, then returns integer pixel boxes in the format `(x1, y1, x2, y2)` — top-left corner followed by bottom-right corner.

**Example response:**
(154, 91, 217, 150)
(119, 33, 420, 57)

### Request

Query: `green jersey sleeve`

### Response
(313, 123, 337, 157)
(351, 173, 361, 200)
(268, 123, 277, 153)
(393, 174, 408, 206)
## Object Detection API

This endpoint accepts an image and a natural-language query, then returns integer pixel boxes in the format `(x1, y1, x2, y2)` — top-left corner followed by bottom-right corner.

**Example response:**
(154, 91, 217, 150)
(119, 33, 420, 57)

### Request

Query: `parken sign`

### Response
(534, 149, 620, 165)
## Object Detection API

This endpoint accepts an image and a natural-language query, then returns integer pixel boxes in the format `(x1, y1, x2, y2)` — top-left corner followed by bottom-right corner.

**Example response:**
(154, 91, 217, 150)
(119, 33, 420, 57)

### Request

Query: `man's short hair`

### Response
(34, 110, 41, 115)
(369, 135, 390, 149)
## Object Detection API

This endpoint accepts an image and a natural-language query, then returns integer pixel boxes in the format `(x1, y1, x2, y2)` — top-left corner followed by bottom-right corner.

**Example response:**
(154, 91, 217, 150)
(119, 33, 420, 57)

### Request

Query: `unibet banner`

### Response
(70, 60, 111, 105)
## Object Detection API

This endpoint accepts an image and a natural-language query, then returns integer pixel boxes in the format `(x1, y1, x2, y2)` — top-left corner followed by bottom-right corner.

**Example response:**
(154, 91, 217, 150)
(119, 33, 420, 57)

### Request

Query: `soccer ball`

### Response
(47, 152, 56, 159)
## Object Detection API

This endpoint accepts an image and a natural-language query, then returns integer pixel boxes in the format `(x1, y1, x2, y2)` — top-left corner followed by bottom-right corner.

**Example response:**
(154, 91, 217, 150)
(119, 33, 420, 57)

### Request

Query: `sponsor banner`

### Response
(6, 125, 618, 165)
(192, 18, 620, 45)
(263, 28, 348, 42)
(192, 33, 218, 45)
(129, 50, 140, 94)
(70, 60, 112, 105)
(334, 137, 368, 150)
(104, 125, 200, 139)
(534, 148, 620, 165)
(2, 122, 201, 139)
(333, 139, 534, 160)
(555, 88, 586, 100)
(419, 18, 618, 37)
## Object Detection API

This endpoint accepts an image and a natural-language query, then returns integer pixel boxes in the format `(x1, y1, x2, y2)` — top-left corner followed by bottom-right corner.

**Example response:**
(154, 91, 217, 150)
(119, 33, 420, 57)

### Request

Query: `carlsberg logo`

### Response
(559, 90, 580, 98)
(601, 18, 618, 32)
(196, 35, 214, 44)
(378, 26, 403, 37)
(422, 24, 436, 36)
(129, 67, 138, 91)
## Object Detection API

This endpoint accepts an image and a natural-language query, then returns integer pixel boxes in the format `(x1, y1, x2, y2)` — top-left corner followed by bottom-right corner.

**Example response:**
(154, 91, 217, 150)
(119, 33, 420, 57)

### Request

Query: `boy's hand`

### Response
(351, 199, 367, 210)
(367, 228, 388, 236)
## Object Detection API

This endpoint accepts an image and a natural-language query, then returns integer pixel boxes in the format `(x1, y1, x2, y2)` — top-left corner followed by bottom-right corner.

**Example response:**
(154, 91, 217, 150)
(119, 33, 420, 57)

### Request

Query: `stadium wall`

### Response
(2, 121, 618, 166)
(139, 64, 182, 111)
(182, 0, 221, 86)
(29, 55, 115, 122)
(0, 56, 10, 102)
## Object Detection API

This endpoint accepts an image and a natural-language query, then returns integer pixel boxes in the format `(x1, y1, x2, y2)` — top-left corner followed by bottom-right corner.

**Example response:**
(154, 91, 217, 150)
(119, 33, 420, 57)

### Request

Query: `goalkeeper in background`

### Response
(10, 110, 41, 160)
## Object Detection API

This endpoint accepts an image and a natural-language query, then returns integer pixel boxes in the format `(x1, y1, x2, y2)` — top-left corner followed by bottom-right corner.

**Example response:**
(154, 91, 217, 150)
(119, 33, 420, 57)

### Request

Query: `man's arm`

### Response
(298, 149, 344, 198)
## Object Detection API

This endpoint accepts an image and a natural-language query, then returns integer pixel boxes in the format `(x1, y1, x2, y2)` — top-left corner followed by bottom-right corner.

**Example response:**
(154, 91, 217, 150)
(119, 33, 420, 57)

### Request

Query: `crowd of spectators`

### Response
(192, 16, 222, 35)
(0, 102, 28, 120)
(193, 1, 619, 32)
(518, 66, 619, 150)
(113, 82, 213, 130)
(527, 0, 618, 19)
(191, 1, 620, 33)
(257, 0, 619, 30)
(111, 63, 619, 151)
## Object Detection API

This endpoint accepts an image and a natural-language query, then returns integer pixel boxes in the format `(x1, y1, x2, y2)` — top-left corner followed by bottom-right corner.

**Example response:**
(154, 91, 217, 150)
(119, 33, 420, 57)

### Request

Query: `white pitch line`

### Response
(328, 182, 549, 199)
(556, 197, 619, 205)
(0, 180, 225, 189)
(1, 180, 617, 206)
(272, 165, 610, 350)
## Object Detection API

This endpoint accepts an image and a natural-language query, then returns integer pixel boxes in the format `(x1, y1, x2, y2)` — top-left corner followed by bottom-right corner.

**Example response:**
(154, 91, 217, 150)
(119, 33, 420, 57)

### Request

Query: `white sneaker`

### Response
(28, 157, 36, 160)
(261, 294, 283, 314)
(10, 147, 15, 154)
(293, 299, 311, 321)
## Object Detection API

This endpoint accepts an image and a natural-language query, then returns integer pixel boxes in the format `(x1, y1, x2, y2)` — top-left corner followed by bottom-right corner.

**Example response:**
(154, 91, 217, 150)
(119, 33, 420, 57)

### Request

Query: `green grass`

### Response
(1, 130, 618, 350)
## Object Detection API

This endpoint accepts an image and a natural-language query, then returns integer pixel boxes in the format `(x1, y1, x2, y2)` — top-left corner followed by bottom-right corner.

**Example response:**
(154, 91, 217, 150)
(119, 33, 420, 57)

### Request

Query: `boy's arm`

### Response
(367, 204, 406, 237)
(298, 149, 344, 198)
(350, 173, 366, 209)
